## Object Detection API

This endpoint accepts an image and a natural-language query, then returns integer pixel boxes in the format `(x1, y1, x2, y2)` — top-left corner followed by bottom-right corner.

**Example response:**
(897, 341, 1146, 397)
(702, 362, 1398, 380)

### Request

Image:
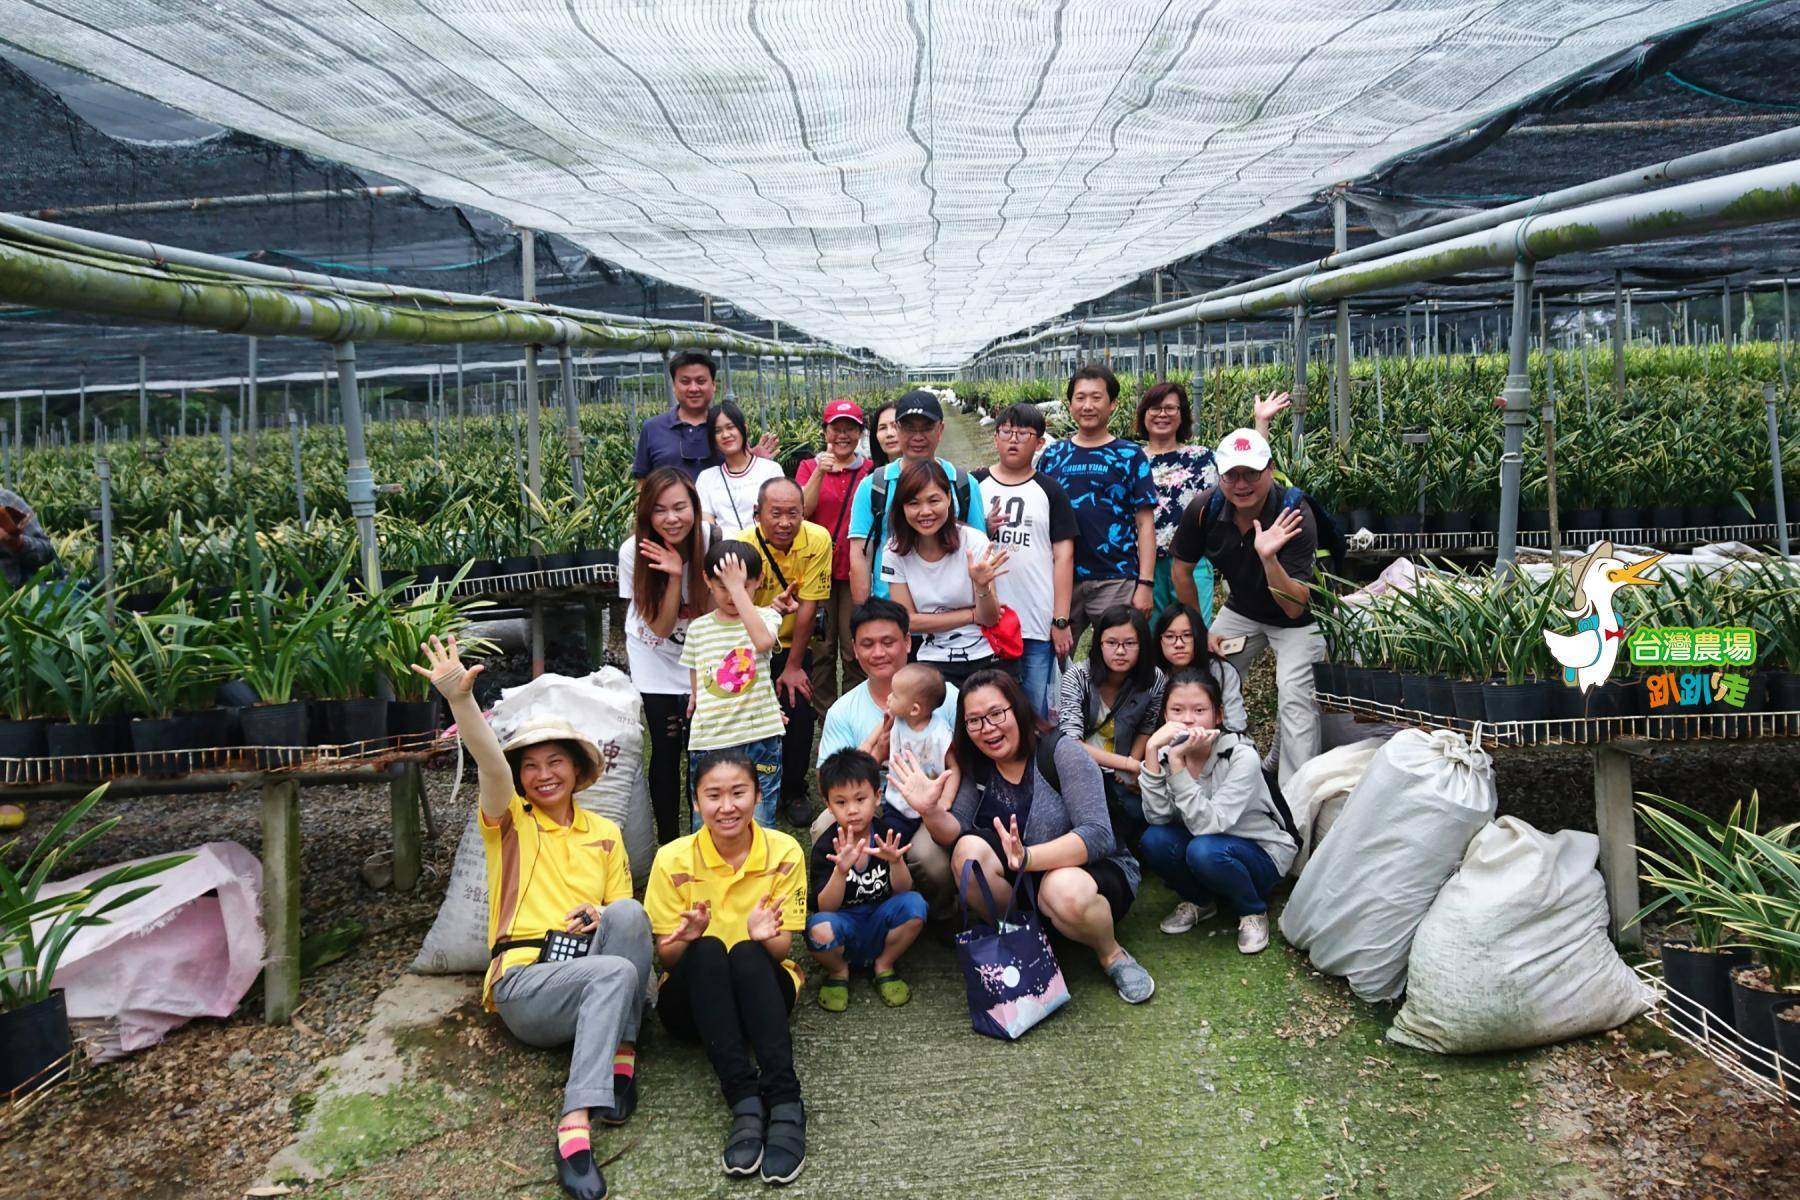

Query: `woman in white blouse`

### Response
(694, 402, 786, 537)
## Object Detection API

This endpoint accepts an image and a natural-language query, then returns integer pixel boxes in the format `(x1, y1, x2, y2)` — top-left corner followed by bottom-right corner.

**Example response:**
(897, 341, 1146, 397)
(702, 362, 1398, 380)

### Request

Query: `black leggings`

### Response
(659, 937, 799, 1108)
(641, 692, 690, 844)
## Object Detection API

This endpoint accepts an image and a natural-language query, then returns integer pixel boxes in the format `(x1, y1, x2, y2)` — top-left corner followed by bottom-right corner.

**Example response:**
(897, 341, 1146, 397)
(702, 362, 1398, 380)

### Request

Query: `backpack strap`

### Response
(1216, 744, 1303, 848)
(863, 469, 890, 551)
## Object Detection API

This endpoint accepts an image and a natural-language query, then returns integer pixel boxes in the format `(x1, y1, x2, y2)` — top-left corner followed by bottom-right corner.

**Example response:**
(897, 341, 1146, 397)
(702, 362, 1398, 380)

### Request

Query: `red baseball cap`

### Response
(823, 399, 865, 427)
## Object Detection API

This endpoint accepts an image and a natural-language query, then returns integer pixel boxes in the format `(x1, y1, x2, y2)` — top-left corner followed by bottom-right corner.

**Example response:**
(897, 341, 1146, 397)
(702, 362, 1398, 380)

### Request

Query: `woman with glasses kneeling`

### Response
(892, 669, 1154, 1005)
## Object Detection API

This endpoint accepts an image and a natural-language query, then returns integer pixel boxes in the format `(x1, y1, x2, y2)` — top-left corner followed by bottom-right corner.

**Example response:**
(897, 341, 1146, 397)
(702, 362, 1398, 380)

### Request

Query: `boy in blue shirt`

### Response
(1037, 364, 1157, 647)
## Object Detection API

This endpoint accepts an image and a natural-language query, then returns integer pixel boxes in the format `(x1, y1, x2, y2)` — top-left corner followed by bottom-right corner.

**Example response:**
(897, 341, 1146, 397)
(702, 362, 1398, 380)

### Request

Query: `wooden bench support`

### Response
(390, 761, 424, 893)
(261, 779, 301, 1023)
(1593, 744, 1642, 947)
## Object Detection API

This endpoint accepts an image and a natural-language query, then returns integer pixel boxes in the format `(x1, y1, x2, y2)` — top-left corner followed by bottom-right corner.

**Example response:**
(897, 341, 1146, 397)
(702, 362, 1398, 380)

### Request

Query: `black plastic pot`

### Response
(1720, 671, 1768, 738)
(498, 554, 539, 577)
(1311, 662, 1335, 696)
(1730, 966, 1800, 1073)
(240, 702, 309, 768)
(388, 698, 441, 740)
(1429, 511, 1473, 534)
(1660, 942, 1752, 1040)
(1369, 670, 1403, 707)
(0, 990, 70, 1097)
(1399, 672, 1433, 714)
(1649, 504, 1686, 530)
(1347, 509, 1385, 535)
(1483, 680, 1546, 724)
(541, 552, 576, 571)
(466, 559, 501, 582)
(1684, 503, 1718, 529)
(1386, 514, 1423, 534)
(1765, 672, 1800, 736)
(1425, 675, 1457, 719)
(1518, 509, 1549, 532)
(311, 697, 390, 749)
(1774, 1001, 1800, 1084)
(183, 707, 237, 752)
(0, 717, 49, 784)
(1451, 680, 1487, 725)
(1565, 508, 1603, 532)
(1602, 506, 1641, 531)
(130, 714, 203, 778)
(414, 563, 450, 586)
(573, 546, 616, 569)
(1341, 666, 1373, 701)
(1550, 681, 1585, 721)
(44, 718, 130, 783)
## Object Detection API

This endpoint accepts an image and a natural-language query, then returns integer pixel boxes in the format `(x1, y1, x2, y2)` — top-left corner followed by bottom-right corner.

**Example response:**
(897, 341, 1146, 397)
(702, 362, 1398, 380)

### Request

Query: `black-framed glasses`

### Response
(963, 705, 1013, 731)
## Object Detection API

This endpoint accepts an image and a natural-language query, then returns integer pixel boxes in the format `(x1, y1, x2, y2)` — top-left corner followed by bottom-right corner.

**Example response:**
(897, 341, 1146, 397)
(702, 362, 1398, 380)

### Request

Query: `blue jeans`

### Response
(689, 736, 782, 828)
(1018, 638, 1057, 720)
(1137, 825, 1279, 916)
(805, 892, 929, 969)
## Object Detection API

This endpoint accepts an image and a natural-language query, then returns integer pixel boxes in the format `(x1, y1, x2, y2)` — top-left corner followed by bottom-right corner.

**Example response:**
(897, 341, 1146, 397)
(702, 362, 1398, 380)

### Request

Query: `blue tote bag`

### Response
(953, 861, 1070, 1040)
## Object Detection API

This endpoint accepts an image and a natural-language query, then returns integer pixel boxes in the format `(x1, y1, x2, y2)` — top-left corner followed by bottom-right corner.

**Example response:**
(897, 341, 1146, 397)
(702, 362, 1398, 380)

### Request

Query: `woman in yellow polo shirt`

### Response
(647, 749, 810, 1186)
(416, 636, 652, 1200)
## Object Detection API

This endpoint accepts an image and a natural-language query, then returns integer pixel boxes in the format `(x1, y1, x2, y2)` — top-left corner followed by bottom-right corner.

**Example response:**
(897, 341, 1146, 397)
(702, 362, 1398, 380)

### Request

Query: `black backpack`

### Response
(863, 464, 977, 552)
(1215, 742, 1304, 849)
(1200, 485, 1347, 579)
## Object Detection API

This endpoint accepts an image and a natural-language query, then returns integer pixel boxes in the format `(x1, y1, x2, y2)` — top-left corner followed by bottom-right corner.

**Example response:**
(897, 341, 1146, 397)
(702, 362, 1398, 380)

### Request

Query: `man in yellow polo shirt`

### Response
(736, 476, 832, 827)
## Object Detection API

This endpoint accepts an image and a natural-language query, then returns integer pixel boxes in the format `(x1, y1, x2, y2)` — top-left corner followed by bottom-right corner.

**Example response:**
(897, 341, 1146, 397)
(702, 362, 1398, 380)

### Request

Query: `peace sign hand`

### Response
(411, 634, 483, 701)
(746, 892, 786, 942)
(985, 495, 1005, 535)
(993, 814, 1027, 873)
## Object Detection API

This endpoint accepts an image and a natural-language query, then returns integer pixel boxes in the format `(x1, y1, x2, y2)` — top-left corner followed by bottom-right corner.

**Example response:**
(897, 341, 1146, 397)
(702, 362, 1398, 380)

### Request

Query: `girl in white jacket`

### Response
(1138, 669, 1297, 954)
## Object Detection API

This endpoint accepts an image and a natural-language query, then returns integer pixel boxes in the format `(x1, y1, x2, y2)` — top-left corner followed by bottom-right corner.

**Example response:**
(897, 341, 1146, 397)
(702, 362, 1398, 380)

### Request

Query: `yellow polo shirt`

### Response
(479, 795, 633, 1010)
(645, 823, 808, 990)
(736, 521, 833, 647)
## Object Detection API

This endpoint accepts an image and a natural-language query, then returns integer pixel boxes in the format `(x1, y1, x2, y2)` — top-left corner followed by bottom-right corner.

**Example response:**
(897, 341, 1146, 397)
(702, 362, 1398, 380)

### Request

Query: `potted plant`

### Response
(0, 569, 65, 781)
(1, 785, 192, 1096)
(108, 596, 227, 779)
(1631, 794, 1758, 1039)
(302, 599, 389, 749)
(372, 567, 489, 739)
(33, 593, 131, 783)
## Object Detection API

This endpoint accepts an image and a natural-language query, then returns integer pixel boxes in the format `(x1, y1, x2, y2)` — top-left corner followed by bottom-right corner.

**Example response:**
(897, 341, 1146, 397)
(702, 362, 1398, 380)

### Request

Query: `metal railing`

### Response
(1315, 692, 1798, 748)
(0, 730, 450, 789)
(1634, 962, 1797, 1108)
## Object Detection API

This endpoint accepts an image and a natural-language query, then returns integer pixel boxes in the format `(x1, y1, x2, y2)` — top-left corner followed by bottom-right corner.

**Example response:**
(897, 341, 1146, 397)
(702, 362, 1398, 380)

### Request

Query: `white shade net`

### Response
(0, 1, 1749, 365)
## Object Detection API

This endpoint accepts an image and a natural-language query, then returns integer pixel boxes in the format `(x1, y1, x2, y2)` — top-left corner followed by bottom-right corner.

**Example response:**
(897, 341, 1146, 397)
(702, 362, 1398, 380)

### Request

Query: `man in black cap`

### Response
(845, 390, 986, 604)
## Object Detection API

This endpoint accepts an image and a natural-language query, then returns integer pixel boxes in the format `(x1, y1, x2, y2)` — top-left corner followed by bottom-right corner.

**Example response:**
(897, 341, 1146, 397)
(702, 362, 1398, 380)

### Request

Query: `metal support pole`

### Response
(1612, 271, 1627, 398)
(1290, 307, 1310, 460)
(560, 344, 584, 502)
(95, 452, 115, 625)
(1721, 276, 1734, 371)
(137, 353, 148, 440)
(1766, 383, 1790, 557)
(77, 371, 85, 444)
(288, 411, 307, 523)
(334, 342, 383, 592)
(455, 342, 466, 431)
(221, 406, 233, 475)
(1497, 259, 1536, 573)
(1333, 192, 1352, 442)
(519, 229, 543, 509)
(245, 336, 259, 463)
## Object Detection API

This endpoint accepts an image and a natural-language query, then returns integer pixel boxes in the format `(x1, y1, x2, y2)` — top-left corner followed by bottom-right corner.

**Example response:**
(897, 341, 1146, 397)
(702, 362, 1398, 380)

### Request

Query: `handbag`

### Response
(953, 860, 1070, 1040)
(980, 604, 1024, 660)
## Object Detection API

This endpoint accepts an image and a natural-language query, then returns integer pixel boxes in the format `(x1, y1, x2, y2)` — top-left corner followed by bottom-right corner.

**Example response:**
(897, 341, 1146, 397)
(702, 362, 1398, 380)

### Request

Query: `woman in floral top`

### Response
(1135, 384, 1291, 624)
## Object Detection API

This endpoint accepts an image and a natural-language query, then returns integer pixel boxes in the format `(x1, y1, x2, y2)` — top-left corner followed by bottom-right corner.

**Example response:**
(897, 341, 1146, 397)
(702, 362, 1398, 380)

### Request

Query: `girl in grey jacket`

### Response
(1137, 669, 1297, 954)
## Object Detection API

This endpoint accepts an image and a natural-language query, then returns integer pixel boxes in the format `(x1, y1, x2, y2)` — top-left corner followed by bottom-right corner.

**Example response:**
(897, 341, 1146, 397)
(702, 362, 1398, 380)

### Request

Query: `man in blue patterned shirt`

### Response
(1037, 364, 1157, 651)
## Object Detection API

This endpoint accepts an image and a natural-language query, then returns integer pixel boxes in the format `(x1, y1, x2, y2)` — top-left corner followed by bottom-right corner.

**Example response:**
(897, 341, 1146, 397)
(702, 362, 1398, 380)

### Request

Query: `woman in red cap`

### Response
(797, 398, 873, 715)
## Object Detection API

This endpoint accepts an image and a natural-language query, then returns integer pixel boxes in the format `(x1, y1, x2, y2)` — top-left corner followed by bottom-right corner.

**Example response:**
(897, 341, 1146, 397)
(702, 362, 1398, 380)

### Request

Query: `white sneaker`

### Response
(1237, 913, 1270, 954)
(1159, 900, 1216, 934)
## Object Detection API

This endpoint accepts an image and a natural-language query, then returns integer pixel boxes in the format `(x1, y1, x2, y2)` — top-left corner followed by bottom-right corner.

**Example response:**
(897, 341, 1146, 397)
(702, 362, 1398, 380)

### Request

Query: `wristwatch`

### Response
(1051, 617, 1071, 630)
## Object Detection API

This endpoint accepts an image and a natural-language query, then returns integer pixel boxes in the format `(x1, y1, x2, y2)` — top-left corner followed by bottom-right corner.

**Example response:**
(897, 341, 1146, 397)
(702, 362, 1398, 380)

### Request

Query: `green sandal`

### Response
(873, 970, 910, 1008)
(818, 976, 850, 1013)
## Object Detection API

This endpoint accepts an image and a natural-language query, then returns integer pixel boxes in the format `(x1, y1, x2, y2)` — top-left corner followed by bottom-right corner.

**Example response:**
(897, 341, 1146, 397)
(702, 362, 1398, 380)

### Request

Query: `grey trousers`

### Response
(492, 898, 654, 1116)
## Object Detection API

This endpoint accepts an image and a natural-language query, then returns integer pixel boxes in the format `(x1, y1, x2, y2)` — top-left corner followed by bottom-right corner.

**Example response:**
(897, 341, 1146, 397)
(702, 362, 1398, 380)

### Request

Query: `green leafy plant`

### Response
(0, 784, 193, 1009)
(106, 592, 225, 720)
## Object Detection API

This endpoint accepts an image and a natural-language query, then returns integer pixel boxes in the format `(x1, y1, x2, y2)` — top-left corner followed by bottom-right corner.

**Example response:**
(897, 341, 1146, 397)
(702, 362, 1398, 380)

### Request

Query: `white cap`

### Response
(1214, 427, 1272, 474)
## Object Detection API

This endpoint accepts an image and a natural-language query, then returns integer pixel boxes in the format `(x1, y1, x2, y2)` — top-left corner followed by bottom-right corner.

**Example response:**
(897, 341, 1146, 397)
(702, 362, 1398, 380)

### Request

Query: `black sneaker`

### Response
(594, 1074, 636, 1126)
(760, 1100, 806, 1185)
(722, 1096, 765, 1177)
(555, 1148, 607, 1200)
(785, 799, 813, 828)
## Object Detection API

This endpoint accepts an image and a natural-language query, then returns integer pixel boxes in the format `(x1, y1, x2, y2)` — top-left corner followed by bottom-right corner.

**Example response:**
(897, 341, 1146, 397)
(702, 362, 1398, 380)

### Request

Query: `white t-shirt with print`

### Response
(886, 714, 954, 819)
(695, 456, 787, 538)
(880, 525, 995, 664)
(972, 470, 1078, 641)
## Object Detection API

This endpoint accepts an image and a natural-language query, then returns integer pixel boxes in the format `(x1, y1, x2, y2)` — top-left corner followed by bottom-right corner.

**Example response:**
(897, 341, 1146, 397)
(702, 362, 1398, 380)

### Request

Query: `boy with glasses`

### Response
(974, 404, 1077, 719)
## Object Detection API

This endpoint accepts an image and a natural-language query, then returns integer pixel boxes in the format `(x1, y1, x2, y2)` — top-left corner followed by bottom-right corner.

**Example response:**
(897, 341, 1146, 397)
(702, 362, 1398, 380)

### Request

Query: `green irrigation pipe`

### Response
(0, 219, 870, 364)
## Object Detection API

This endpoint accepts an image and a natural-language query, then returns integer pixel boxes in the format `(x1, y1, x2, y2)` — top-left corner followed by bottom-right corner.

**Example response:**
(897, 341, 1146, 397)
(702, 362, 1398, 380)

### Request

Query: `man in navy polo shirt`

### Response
(631, 350, 775, 480)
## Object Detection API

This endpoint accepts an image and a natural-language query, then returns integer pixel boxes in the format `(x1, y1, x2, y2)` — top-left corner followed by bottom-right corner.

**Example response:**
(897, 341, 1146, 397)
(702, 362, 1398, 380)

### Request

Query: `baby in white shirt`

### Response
(884, 663, 959, 832)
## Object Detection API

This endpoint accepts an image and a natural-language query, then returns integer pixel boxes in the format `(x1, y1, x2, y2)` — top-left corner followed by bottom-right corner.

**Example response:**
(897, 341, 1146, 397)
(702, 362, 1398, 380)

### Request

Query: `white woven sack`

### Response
(411, 668, 653, 974)
(1388, 818, 1652, 1054)
(1283, 738, 1386, 874)
(1278, 728, 1496, 1002)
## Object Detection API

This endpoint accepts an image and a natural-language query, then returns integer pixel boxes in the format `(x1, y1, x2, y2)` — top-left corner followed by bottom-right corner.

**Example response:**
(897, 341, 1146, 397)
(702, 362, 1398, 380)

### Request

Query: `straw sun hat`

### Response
(500, 718, 604, 795)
